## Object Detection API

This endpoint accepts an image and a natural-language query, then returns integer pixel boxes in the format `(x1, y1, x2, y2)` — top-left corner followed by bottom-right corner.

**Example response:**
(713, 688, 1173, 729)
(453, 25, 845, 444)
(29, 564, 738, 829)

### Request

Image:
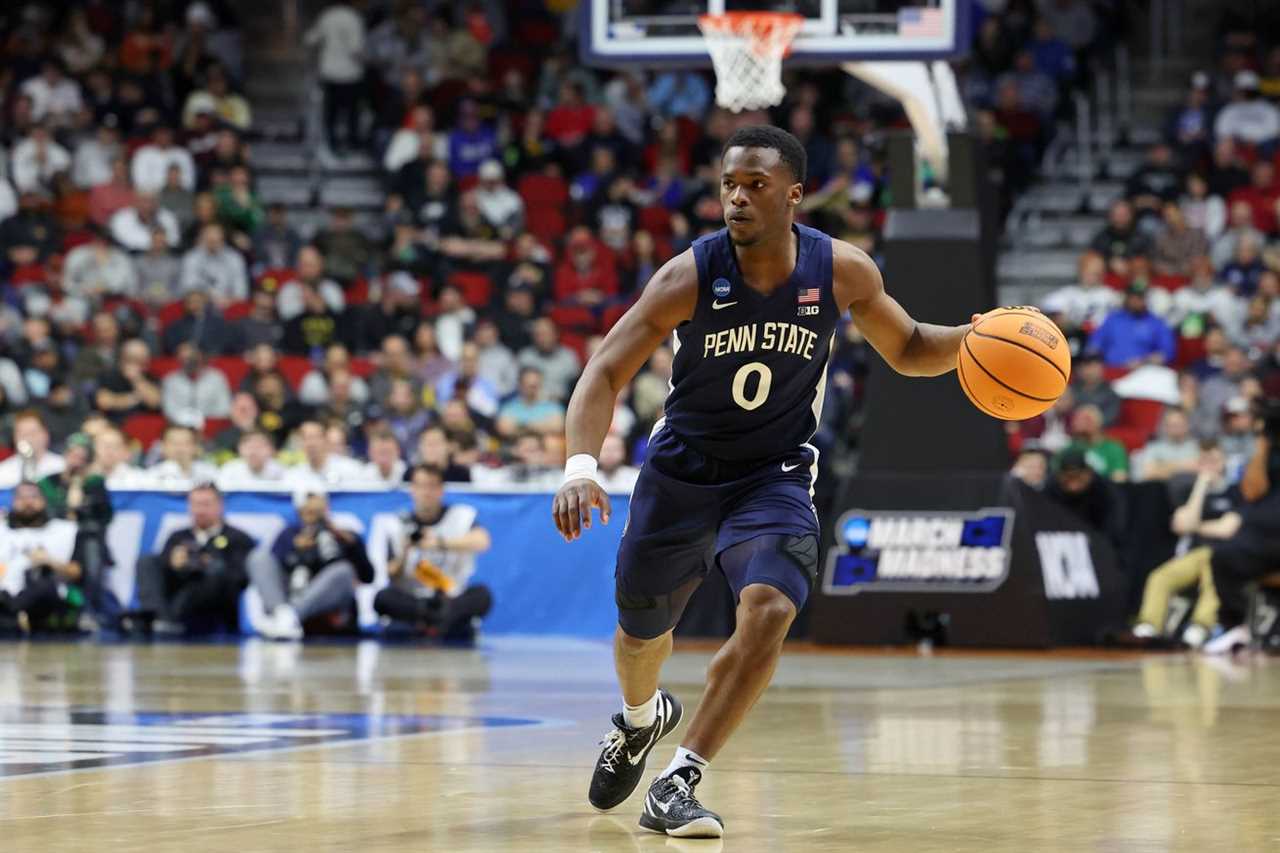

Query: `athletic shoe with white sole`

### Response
(639, 767, 724, 839)
(1201, 623, 1250, 655)
(589, 688, 683, 811)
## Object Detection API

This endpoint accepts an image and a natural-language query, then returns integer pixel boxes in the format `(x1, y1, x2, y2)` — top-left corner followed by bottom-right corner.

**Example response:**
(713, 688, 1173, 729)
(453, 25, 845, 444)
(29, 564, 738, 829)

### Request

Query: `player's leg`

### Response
(638, 533, 817, 839)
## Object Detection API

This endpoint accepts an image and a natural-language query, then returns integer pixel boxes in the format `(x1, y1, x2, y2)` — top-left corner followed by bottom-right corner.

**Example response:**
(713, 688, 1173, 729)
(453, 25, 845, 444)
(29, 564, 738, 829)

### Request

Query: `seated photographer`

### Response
(375, 465, 493, 639)
(0, 482, 83, 635)
(132, 483, 256, 635)
(1205, 410, 1280, 654)
(1128, 441, 1241, 648)
(249, 491, 374, 640)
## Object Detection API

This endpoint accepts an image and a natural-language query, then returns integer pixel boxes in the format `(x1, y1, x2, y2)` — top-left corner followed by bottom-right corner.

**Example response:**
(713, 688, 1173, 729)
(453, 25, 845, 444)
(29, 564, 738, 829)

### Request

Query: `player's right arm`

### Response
(552, 250, 698, 542)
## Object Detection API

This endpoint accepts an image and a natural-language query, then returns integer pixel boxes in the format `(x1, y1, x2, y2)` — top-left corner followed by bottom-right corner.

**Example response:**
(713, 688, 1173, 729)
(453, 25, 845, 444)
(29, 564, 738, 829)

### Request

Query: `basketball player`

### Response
(552, 125, 981, 838)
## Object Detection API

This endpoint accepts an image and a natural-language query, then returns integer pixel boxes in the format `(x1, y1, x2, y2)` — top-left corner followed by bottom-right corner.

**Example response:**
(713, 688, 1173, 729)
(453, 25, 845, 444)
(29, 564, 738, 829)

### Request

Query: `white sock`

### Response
(622, 690, 659, 729)
(662, 746, 709, 779)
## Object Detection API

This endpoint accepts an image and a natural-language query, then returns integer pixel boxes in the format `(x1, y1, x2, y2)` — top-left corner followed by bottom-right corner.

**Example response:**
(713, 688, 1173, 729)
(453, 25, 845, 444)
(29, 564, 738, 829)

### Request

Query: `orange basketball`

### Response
(957, 307, 1072, 421)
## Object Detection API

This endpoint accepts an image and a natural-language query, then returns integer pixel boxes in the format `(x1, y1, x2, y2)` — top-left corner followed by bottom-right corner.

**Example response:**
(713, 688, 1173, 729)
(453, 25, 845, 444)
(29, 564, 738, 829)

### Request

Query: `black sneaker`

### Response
(639, 767, 724, 838)
(588, 688, 682, 811)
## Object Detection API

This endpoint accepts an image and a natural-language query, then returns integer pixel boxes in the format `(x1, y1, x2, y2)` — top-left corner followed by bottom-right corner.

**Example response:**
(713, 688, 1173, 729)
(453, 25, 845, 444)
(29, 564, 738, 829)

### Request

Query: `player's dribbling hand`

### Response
(552, 480, 611, 542)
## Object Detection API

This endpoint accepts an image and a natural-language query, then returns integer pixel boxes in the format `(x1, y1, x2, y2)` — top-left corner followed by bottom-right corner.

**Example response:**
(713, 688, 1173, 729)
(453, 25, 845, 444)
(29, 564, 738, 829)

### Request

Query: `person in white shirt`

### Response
(0, 482, 81, 634)
(285, 419, 364, 491)
(276, 245, 345, 321)
(110, 192, 181, 251)
(383, 102, 447, 173)
(305, 1, 367, 153)
(472, 317, 518, 398)
(180, 223, 248, 305)
(20, 60, 84, 126)
(434, 284, 476, 363)
(161, 343, 232, 426)
(1039, 251, 1120, 331)
(473, 159, 525, 238)
(63, 227, 138, 301)
(0, 411, 66, 487)
(1168, 255, 1240, 330)
(10, 124, 71, 193)
(597, 433, 640, 492)
(92, 426, 146, 489)
(1214, 71, 1280, 145)
(0, 175, 16, 223)
(144, 424, 219, 490)
(358, 430, 407, 488)
(72, 121, 121, 188)
(217, 429, 288, 491)
(298, 343, 370, 407)
(131, 125, 196, 193)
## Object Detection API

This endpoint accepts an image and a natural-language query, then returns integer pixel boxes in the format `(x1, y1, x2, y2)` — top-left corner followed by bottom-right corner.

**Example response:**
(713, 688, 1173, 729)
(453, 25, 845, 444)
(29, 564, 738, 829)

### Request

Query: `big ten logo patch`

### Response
(1018, 321, 1059, 349)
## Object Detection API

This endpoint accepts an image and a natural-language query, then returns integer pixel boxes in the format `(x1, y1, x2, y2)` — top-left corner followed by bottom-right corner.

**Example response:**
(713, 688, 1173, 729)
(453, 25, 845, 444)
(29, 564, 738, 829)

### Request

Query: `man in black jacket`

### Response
(132, 482, 256, 635)
(249, 491, 374, 640)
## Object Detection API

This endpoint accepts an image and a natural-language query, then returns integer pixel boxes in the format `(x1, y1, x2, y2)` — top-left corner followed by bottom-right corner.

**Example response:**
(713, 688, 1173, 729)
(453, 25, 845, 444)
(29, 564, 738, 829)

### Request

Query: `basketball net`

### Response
(698, 12, 803, 113)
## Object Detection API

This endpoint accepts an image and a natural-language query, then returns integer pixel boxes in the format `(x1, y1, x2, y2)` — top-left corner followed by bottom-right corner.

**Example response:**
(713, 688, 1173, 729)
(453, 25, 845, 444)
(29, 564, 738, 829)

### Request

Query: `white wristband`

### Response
(563, 453, 600, 486)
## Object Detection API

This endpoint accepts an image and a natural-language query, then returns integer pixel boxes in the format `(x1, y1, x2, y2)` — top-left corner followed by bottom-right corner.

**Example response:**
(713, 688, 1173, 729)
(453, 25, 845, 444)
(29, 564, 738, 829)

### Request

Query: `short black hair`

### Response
(722, 125, 807, 184)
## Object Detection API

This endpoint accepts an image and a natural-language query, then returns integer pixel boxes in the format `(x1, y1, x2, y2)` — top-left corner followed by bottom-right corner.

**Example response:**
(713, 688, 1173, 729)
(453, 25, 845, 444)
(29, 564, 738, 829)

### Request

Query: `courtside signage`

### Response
(0, 709, 541, 778)
(822, 508, 1014, 595)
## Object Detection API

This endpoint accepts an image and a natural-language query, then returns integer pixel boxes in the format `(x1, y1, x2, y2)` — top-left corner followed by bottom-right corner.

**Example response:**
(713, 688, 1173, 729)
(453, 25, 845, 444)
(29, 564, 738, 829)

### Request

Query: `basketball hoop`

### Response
(698, 12, 803, 113)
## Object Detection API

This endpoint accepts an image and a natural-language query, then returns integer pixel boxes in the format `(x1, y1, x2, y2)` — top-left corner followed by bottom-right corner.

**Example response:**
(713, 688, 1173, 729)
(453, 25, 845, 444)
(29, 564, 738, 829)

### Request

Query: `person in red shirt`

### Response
(554, 227, 618, 307)
(545, 81, 596, 148)
(1228, 160, 1280, 234)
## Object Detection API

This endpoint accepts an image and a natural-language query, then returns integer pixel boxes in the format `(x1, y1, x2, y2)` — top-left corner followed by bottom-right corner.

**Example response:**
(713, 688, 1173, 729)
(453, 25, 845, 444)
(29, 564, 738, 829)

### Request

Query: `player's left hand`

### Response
(552, 479, 611, 542)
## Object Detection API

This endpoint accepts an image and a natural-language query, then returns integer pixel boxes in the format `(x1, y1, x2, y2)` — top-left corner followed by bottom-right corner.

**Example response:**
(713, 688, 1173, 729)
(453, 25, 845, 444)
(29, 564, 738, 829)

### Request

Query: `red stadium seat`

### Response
(222, 300, 253, 322)
(560, 331, 588, 362)
(122, 413, 168, 451)
(527, 205, 568, 244)
(277, 355, 313, 391)
(450, 271, 493, 308)
(0, 446, 11, 462)
(203, 417, 231, 440)
(518, 174, 569, 208)
(210, 356, 250, 389)
(548, 304, 597, 332)
(1106, 398, 1167, 452)
(601, 303, 631, 331)
(349, 357, 375, 378)
(148, 356, 181, 379)
(1176, 335, 1207, 369)
(638, 206, 673, 236)
(1152, 273, 1190, 291)
(157, 300, 186, 330)
(345, 277, 370, 305)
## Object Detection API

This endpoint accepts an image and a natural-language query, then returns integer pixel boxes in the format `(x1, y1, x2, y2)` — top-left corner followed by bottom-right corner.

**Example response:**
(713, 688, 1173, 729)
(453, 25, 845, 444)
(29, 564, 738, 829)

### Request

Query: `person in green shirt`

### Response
(1065, 404, 1130, 481)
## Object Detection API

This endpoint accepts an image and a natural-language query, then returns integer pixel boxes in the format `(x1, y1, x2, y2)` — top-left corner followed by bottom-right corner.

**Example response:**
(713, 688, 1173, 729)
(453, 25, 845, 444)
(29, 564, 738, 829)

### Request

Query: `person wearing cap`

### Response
(1213, 70, 1280, 145)
(38, 431, 115, 621)
(473, 159, 524, 239)
(1087, 281, 1177, 369)
(1069, 350, 1120, 426)
(1046, 446, 1126, 545)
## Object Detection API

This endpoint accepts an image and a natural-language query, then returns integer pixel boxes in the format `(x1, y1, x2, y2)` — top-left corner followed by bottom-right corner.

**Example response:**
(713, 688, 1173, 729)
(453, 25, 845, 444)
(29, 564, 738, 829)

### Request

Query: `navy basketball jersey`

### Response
(660, 223, 839, 462)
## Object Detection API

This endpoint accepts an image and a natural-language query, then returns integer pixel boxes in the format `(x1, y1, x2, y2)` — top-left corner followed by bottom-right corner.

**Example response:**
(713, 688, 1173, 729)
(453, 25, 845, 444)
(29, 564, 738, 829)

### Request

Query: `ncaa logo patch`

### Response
(0, 709, 544, 778)
(712, 277, 732, 298)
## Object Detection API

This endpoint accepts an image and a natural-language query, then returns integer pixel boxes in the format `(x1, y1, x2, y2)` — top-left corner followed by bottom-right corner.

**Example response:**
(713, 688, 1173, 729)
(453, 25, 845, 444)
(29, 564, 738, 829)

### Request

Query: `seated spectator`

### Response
(158, 163, 196, 232)
(1179, 173, 1225, 240)
(478, 430, 559, 487)
(359, 430, 406, 488)
(132, 483, 255, 635)
(1151, 201, 1209, 277)
(497, 366, 566, 438)
(1213, 70, 1280, 146)
(217, 429, 287, 490)
(0, 411, 66, 487)
(1089, 199, 1151, 274)
(413, 425, 471, 482)
(182, 63, 251, 130)
(38, 432, 113, 613)
(110, 191, 180, 252)
(1134, 408, 1201, 481)
(518, 317, 582, 403)
(555, 227, 620, 308)
(1129, 441, 1240, 648)
(180, 223, 248, 306)
(133, 226, 182, 307)
(249, 491, 375, 640)
(1125, 143, 1184, 216)
(284, 419, 364, 490)
(1227, 160, 1279, 234)
(236, 289, 285, 350)
(368, 335, 421, 404)
(1198, 346, 1254, 427)
(93, 426, 145, 488)
(385, 378, 433, 451)
(1220, 234, 1265, 296)
(447, 99, 498, 178)
(647, 71, 710, 122)
(1046, 447, 1126, 543)
(472, 317, 518, 398)
(1211, 200, 1264, 270)
(252, 203, 303, 272)
(210, 392, 263, 456)
(276, 245, 345, 322)
(314, 206, 373, 285)
(88, 156, 136, 227)
(1231, 294, 1280, 355)
(1206, 416, 1280, 653)
(131, 125, 196, 193)
(1167, 73, 1213, 163)
(299, 344, 370, 408)
(252, 373, 307, 446)
(1218, 397, 1256, 475)
(1009, 447, 1050, 490)
(0, 482, 82, 636)
(473, 159, 524, 239)
(1068, 351, 1121, 426)
(1168, 256, 1237, 332)
(282, 282, 343, 355)
(11, 124, 71, 193)
(1067, 404, 1129, 481)
(94, 338, 162, 420)
(162, 343, 232, 427)
(72, 121, 118, 190)
(71, 312, 123, 387)
(375, 464, 493, 638)
(598, 433, 640, 492)
(1088, 283, 1176, 368)
(384, 104, 447, 175)
(22, 58, 83, 127)
(64, 226, 139, 304)
(144, 424, 218, 489)
(1, 191, 62, 264)
(435, 341, 501, 422)
(215, 166, 264, 250)
(318, 369, 365, 428)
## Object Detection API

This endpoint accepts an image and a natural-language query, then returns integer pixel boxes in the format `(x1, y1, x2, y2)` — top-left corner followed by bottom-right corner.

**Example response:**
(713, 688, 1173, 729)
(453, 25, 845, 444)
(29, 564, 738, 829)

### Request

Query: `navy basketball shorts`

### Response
(614, 425, 821, 639)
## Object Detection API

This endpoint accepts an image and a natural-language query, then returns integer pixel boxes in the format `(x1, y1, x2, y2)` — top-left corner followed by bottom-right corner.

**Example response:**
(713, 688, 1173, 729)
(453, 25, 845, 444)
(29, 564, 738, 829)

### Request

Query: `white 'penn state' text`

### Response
(703, 321, 819, 361)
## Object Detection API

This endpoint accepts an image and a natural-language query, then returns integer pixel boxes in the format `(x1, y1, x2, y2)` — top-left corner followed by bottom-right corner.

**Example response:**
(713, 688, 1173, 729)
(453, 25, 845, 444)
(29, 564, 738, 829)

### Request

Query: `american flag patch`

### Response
(798, 287, 820, 304)
(899, 7, 945, 39)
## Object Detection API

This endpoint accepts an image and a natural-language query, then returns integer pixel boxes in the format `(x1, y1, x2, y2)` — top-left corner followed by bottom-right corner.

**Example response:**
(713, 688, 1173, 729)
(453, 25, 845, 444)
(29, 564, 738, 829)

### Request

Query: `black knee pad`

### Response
(616, 575, 702, 640)
(778, 534, 820, 586)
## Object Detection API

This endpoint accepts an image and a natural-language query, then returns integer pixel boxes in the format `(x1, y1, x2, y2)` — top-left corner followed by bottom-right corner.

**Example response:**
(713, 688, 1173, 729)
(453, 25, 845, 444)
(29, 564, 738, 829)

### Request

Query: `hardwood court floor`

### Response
(1, 639, 1278, 852)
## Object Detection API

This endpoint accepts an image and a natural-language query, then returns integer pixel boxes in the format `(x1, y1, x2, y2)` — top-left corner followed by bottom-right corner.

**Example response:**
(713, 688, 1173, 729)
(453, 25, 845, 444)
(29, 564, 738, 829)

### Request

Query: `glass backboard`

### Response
(580, 0, 970, 67)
